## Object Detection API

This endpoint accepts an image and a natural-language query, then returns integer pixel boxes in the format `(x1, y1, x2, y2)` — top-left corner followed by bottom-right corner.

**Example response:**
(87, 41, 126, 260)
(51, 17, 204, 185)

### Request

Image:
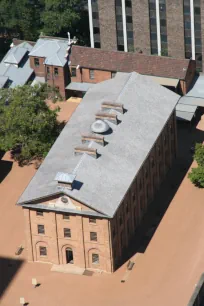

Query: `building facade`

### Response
(69, 45, 196, 95)
(88, 0, 203, 71)
(17, 72, 179, 273)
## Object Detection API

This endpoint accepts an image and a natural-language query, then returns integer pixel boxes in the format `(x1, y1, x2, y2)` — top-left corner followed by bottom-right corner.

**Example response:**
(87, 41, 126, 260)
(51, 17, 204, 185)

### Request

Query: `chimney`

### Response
(95, 112, 118, 125)
(74, 146, 98, 158)
(81, 134, 105, 146)
(55, 172, 76, 190)
(101, 102, 124, 114)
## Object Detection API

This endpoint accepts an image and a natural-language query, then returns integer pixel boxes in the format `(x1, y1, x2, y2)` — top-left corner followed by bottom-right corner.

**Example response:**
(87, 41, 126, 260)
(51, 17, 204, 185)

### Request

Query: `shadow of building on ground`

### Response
(120, 108, 204, 267)
(0, 150, 13, 183)
(0, 256, 24, 300)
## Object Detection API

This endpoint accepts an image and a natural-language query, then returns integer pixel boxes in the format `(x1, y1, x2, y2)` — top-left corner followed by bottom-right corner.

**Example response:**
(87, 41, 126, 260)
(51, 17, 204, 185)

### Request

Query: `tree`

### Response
(0, 0, 43, 40)
(41, 0, 81, 37)
(188, 143, 204, 188)
(0, 84, 63, 165)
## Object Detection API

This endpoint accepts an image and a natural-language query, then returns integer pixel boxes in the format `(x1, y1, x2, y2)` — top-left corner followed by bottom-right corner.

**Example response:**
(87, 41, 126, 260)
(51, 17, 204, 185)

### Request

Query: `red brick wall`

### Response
(29, 56, 46, 77)
(110, 111, 177, 269)
(70, 66, 112, 84)
(24, 206, 113, 272)
(46, 65, 67, 98)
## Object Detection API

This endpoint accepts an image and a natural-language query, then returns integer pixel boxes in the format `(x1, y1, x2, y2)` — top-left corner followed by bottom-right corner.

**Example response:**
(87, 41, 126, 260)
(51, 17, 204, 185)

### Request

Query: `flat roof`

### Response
(147, 76, 179, 87)
(66, 82, 95, 92)
(179, 96, 204, 107)
(18, 72, 179, 217)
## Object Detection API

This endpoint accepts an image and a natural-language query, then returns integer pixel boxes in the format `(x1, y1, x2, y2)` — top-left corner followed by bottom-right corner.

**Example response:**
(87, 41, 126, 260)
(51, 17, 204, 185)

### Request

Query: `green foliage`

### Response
(0, 0, 89, 44)
(0, 84, 64, 165)
(188, 167, 204, 188)
(41, 0, 80, 36)
(0, 0, 43, 40)
(193, 143, 204, 167)
(188, 143, 204, 188)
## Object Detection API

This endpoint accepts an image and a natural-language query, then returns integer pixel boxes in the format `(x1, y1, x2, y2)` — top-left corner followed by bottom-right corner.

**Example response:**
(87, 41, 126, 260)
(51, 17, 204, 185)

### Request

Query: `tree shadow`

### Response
(0, 150, 13, 183)
(0, 256, 24, 300)
(119, 109, 204, 267)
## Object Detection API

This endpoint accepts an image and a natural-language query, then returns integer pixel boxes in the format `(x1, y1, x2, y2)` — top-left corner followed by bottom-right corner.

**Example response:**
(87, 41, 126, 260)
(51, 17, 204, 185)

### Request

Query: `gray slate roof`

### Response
(0, 42, 34, 88)
(29, 38, 68, 67)
(4, 46, 27, 65)
(18, 72, 180, 217)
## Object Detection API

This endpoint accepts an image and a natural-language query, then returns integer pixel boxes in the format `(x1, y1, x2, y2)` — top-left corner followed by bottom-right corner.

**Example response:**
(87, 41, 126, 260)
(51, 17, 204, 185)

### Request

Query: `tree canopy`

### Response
(0, 0, 89, 44)
(188, 143, 204, 188)
(0, 84, 64, 166)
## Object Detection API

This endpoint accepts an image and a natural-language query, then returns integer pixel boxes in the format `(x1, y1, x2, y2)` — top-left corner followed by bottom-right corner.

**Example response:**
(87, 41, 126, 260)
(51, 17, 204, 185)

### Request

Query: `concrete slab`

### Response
(51, 264, 85, 275)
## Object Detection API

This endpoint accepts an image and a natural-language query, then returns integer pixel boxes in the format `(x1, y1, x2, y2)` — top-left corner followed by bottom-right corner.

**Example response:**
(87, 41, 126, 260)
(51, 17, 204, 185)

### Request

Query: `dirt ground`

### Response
(0, 104, 204, 306)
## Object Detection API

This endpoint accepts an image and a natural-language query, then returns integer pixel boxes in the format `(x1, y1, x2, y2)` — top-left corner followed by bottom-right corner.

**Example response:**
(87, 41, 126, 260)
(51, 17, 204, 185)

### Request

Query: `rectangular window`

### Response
(64, 228, 71, 238)
(37, 224, 45, 235)
(94, 42, 101, 48)
(54, 67, 58, 76)
(92, 253, 99, 264)
(39, 246, 47, 256)
(90, 232, 97, 241)
(71, 67, 76, 77)
(89, 69, 95, 79)
(36, 211, 43, 216)
(119, 214, 122, 226)
(89, 218, 96, 224)
(47, 67, 50, 75)
(63, 214, 70, 220)
(34, 58, 39, 67)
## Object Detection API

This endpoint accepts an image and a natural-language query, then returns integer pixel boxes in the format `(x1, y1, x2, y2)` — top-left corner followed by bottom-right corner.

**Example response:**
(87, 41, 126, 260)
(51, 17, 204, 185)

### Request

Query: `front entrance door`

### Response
(66, 248, 73, 264)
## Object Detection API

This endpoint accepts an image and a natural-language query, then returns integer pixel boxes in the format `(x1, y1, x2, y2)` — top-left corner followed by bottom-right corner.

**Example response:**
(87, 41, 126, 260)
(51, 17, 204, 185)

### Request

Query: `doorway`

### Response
(66, 248, 73, 264)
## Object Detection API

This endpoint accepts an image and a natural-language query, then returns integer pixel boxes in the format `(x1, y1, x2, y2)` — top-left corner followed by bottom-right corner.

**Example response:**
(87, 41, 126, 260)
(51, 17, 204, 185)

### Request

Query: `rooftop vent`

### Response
(101, 102, 124, 114)
(74, 147, 98, 159)
(54, 172, 76, 190)
(95, 112, 118, 125)
(91, 119, 110, 134)
(82, 134, 105, 146)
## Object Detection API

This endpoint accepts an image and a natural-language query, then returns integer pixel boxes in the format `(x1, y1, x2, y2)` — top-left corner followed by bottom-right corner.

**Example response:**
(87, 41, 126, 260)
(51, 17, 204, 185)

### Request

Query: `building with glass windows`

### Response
(87, 0, 203, 71)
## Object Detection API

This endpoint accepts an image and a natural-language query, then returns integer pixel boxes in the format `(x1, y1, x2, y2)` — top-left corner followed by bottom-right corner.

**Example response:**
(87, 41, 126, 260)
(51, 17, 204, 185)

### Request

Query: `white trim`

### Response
(121, 0, 128, 52)
(88, 0, 94, 48)
(190, 0, 195, 60)
(155, 0, 161, 56)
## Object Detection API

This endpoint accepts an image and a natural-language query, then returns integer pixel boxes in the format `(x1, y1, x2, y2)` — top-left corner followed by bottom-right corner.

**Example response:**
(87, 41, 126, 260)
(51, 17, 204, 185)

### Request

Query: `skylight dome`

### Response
(91, 119, 110, 134)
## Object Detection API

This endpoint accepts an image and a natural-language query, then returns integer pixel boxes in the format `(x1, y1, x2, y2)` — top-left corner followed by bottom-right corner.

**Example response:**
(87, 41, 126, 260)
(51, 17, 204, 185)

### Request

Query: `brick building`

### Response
(29, 37, 72, 98)
(17, 72, 179, 273)
(87, 0, 204, 71)
(69, 45, 196, 95)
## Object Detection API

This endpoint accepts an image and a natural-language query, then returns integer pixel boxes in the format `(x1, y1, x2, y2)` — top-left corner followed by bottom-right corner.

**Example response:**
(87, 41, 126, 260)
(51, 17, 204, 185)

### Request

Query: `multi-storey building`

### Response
(87, 0, 203, 70)
(17, 72, 179, 273)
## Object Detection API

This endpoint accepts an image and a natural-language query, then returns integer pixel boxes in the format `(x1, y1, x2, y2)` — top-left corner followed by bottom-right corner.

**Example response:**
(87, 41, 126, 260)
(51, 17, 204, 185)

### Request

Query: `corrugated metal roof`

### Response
(17, 72, 180, 217)
(29, 38, 68, 67)
(0, 42, 34, 88)
(66, 82, 95, 92)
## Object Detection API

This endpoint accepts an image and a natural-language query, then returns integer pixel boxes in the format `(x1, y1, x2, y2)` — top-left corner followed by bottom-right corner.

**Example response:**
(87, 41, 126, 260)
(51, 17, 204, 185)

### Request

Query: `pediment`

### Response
(30, 193, 98, 213)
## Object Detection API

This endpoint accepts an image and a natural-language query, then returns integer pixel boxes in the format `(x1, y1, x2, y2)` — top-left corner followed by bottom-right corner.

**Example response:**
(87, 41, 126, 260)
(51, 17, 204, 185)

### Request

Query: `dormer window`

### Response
(54, 67, 58, 76)
(34, 58, 39, 67)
